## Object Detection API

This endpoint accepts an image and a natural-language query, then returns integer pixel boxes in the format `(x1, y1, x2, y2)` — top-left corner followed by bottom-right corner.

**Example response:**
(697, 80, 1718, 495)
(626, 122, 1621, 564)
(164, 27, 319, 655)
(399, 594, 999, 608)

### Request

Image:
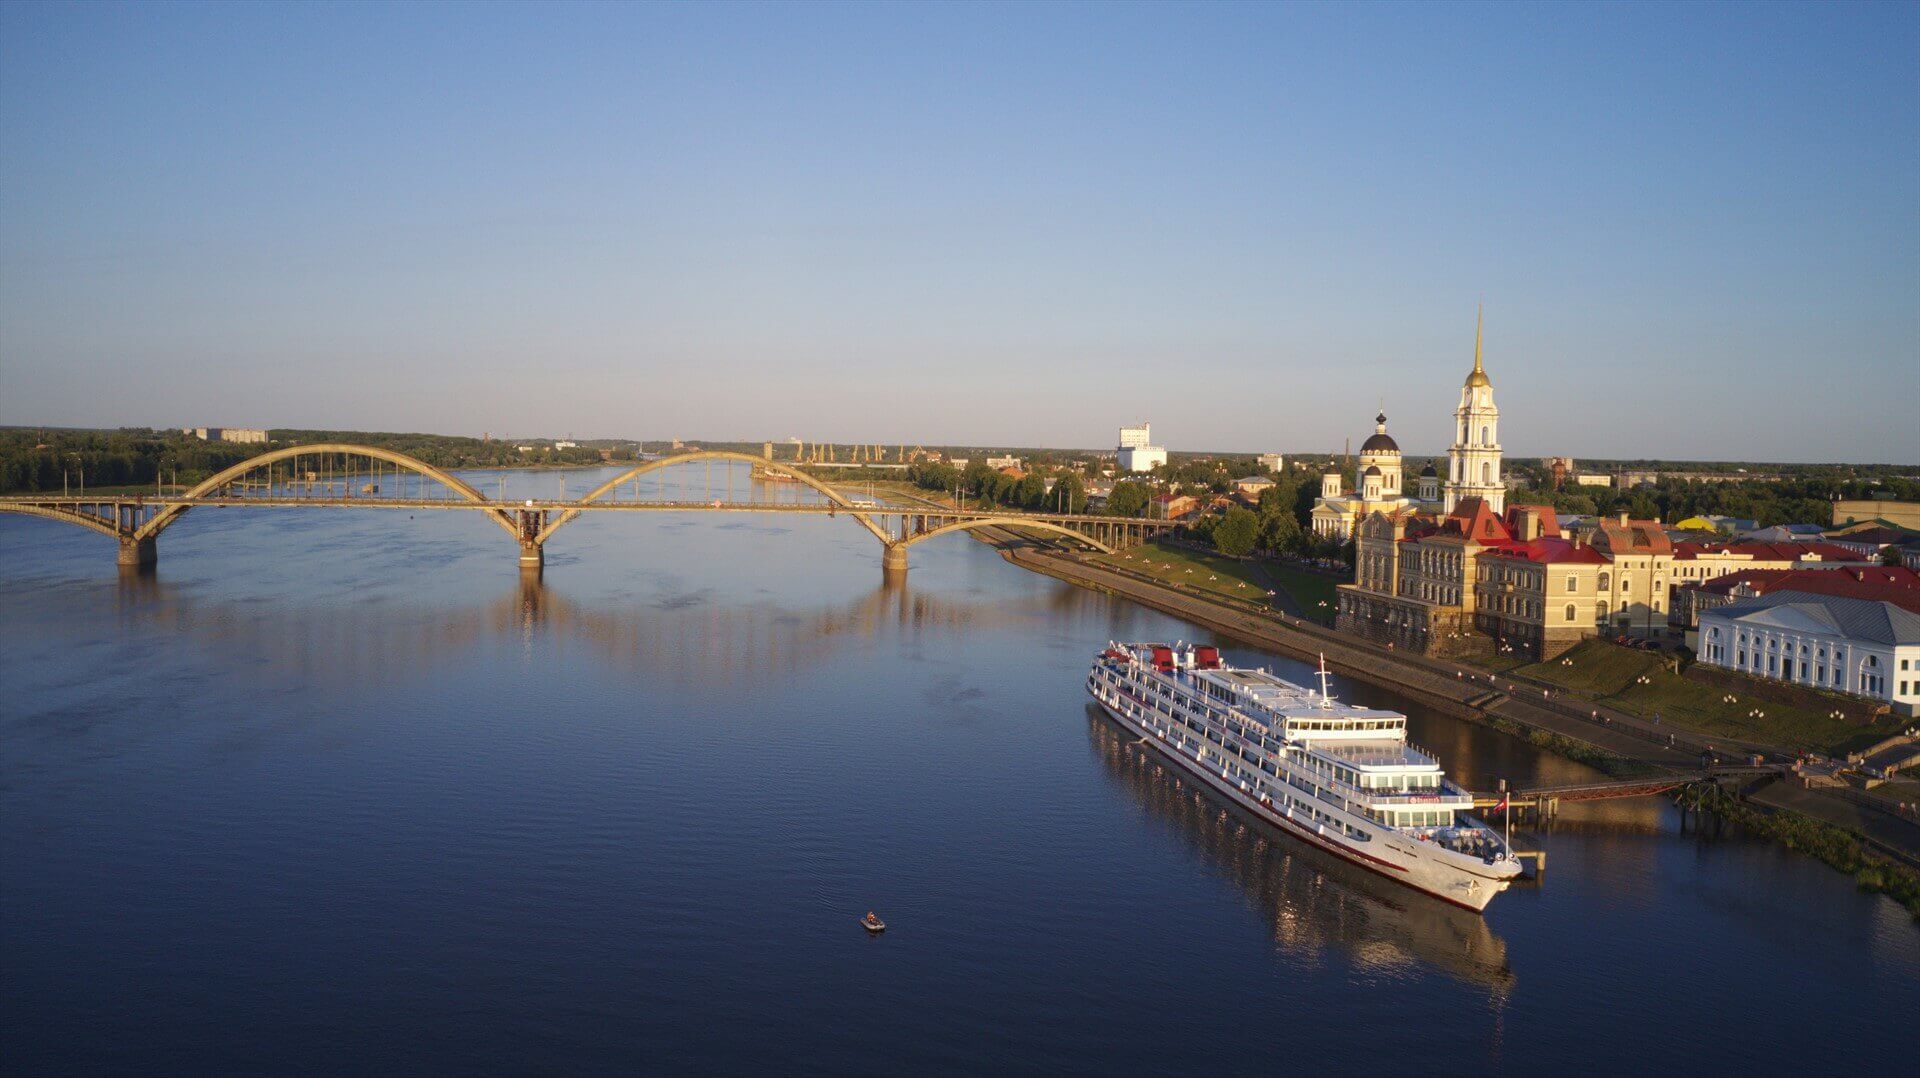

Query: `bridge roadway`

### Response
(5, 493, 1110, 523)
(0, 452, 1175, 574)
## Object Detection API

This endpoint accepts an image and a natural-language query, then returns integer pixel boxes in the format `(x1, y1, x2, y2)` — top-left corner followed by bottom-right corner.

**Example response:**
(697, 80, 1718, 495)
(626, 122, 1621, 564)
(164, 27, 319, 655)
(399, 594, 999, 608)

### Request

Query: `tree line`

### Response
(1505, 472, 1920, 529)
(0, 428, 263, 493)
(0, 427, 626, 495)
(905, 460, 1088, 513)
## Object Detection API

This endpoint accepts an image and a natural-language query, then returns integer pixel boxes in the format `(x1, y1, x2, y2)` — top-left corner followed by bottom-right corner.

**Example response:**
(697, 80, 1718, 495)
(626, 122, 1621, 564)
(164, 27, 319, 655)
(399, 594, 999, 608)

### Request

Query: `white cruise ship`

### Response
(1087, 642, 1522, 912)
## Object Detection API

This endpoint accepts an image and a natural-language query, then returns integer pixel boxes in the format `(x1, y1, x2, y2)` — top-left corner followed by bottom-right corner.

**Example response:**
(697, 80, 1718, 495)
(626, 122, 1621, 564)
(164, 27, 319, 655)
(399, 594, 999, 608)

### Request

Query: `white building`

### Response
(1699, 591, 1920, 717)
(1444, 308, 1503, 514)
(1116, 422, 1167, 473)
(985, 455, 1022, 470)
(1258, 452, 1285, 473)
(186, 427, 269, 444)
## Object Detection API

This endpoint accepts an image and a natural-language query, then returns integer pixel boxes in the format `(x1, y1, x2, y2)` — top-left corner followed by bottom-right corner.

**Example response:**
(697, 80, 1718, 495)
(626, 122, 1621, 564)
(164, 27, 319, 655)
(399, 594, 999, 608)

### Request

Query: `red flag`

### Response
(1495, 793, 1509, 812)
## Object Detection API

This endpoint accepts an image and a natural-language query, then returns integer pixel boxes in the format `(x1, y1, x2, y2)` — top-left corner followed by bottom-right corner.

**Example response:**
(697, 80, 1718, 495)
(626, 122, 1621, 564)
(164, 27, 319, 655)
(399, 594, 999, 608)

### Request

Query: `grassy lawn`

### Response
(1091, 542, 1280, 609)
(1504, 639, 1898, 754)
(1086, 540, 1349, 623)
(1259, 562, 1343, 624)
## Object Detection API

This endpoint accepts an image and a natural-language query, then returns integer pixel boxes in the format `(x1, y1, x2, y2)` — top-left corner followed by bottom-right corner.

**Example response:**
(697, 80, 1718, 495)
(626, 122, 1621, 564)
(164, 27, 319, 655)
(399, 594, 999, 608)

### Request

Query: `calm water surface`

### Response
(4, 465, 1917, 1073)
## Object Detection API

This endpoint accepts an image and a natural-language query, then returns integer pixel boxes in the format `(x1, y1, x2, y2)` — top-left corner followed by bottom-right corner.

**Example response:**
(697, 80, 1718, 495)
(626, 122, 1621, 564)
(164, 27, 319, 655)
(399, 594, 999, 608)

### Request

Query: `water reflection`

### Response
(1084, 707, 1516, 994)
(84, 571, 1058, 691)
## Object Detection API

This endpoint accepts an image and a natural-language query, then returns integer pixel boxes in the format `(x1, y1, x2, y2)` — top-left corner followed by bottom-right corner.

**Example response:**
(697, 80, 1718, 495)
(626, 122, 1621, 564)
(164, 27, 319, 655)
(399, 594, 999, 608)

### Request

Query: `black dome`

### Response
(1363, 465, 1382, 477)
(1360, 432, 1399, 453)
(1420, 463, 1438, 477)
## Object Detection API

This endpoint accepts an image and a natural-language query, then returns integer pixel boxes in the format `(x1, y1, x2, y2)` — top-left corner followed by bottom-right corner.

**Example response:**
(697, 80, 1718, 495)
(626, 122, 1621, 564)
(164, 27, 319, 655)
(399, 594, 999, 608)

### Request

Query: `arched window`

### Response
(1707, 626, 1719, 640)
(1481, 461, 1491, 484)
(1481, 425, 1490, 445)
(1565, 603, 1577, 622)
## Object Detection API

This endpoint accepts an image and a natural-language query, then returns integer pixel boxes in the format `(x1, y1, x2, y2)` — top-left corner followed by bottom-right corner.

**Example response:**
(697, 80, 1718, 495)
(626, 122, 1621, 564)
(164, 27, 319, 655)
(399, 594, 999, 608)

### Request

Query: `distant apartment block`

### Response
(184, 427, 269, 444)
(1258, 452, 1284, 473)
(1116, 422, 1166, 473)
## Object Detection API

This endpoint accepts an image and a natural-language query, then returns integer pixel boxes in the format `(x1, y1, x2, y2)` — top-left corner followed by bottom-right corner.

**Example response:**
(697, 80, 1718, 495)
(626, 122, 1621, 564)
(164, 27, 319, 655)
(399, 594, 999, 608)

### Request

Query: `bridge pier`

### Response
(518, 542, 545, 570)
(882, 543, 909, 578)
(117, 535, 156, 567)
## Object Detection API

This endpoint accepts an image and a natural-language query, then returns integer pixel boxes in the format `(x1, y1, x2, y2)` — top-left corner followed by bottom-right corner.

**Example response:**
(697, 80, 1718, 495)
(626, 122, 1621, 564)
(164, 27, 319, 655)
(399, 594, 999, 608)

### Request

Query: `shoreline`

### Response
(971, 530, 1920, 907)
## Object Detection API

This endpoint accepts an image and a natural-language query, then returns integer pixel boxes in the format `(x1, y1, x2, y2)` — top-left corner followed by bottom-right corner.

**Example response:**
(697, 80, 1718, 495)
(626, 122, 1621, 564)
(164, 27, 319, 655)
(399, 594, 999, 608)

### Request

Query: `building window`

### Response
(1565, 603, 1577, 622)
(1566, 574, 1578, 592)
(1599, 572, 1611, 591)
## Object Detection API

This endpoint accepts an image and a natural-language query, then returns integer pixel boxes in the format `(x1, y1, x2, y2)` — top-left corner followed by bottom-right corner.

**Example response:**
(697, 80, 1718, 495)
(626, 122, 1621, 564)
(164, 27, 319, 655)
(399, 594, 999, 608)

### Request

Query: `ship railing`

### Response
(1328, 773, 1465, 803)
(1359, 790, 1475, 807)
(1408, 824, 1512, 861)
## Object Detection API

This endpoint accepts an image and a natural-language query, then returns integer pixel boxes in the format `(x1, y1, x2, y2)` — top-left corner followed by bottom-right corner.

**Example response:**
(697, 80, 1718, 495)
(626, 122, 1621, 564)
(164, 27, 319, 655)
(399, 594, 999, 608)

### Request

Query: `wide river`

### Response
(3, 464, 1916, 1073)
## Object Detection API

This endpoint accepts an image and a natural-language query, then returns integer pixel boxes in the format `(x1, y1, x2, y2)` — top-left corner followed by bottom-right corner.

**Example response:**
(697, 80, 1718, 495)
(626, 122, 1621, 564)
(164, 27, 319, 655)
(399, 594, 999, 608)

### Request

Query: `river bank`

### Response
(970, 530, 1920, 912)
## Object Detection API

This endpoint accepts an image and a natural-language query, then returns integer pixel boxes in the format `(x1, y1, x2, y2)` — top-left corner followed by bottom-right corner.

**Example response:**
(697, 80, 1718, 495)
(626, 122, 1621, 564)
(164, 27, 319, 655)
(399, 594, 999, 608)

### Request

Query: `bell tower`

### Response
(1444, 306, 1504, 514)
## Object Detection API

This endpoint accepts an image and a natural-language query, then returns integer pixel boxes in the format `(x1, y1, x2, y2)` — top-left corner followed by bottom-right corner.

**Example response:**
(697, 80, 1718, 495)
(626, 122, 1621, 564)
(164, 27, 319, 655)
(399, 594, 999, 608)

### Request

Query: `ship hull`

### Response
(1090, 692, 1510, 913)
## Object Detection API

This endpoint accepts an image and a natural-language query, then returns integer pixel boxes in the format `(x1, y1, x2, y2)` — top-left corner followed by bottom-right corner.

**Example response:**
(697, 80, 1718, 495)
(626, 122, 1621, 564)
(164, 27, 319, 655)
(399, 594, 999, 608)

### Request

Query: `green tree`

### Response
(962, 460, 995, 498)
(1013, 473, 1048, 509)
(1213, 507, 1260, 557)
(1259, 509, 1301, 553)
(1048, 471, 1087, 513)
(1106, 481, 1149, 518)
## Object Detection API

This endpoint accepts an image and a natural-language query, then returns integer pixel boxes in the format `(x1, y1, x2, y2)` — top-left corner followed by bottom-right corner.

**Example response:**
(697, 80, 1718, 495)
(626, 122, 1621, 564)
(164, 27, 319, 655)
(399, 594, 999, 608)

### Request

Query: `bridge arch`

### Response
(135, 443, 521, 542)
(896, 517, 1114, 555)
(0, 501, 129, 541)
(537, 452, 888, 545)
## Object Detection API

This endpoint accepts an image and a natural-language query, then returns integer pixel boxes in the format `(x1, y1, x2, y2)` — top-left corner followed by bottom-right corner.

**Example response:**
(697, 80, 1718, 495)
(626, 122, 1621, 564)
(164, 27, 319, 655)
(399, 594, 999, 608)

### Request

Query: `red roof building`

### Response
(1674, 565, 1920, 630)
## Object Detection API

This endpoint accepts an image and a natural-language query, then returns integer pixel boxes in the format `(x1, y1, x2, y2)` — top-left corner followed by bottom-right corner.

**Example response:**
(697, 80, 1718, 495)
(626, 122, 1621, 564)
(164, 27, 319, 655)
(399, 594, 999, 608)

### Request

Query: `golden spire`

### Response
(1465, 304, 1490, 387)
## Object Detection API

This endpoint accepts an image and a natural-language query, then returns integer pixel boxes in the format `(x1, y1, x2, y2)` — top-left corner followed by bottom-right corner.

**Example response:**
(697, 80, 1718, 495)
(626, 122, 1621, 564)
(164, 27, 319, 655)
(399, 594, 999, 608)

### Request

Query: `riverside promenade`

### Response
(1000, 541, 1704, 766)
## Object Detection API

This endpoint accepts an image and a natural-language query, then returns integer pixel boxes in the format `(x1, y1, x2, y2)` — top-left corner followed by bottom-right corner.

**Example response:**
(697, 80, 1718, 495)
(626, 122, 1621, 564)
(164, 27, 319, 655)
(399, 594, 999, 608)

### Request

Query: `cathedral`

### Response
(1310, 311, 1503, 541)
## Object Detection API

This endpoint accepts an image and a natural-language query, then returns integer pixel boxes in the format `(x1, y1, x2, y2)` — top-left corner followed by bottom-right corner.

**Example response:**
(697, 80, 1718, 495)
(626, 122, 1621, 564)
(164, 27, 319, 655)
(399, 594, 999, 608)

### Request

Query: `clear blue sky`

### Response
(2, 1, 1914, 462)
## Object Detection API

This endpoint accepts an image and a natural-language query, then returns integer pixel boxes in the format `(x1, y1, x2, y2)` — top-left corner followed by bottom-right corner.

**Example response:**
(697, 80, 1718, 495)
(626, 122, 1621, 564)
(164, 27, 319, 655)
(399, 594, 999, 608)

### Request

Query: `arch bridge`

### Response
(0, 446, 1175, 575)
